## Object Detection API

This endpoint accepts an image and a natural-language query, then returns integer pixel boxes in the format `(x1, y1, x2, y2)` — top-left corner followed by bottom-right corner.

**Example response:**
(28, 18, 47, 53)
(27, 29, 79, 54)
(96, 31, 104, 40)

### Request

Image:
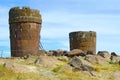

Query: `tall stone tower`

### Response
(9, 7, 42, 57)
(69, 31, 96, 54)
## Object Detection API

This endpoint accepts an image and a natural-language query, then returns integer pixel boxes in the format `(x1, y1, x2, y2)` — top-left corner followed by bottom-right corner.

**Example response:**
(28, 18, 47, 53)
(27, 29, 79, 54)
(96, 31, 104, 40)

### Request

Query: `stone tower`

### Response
(69, 31, 96, 54)
(9, 7, 42, 57)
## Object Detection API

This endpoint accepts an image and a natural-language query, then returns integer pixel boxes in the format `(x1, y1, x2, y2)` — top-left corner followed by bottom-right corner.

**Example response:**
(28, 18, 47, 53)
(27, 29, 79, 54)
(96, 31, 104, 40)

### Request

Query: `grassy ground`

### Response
(0, 64, 55, 80)
(0, 57, 120, 80)
(53, 63, 120, 80)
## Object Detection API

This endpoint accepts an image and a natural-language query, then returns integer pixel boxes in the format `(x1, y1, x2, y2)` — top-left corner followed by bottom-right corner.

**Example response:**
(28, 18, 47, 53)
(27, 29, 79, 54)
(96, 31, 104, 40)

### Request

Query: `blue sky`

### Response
(0, 0, 120, 57)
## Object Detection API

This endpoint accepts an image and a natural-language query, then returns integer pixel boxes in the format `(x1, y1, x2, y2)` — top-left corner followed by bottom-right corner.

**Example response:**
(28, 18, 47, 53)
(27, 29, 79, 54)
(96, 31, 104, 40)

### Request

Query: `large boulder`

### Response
(47, 50, 58, 56)
(68, 56, 94, 71)
(110, 52, 120, 63)
(97, 51, 110, 61)
(3, 60, 38, 73)
(56, 49, 69, 56)
(111, 52, 118, 56)
(35, 56, 60, 67)
(47, 50, 54, 56)
(90, 71, 101, 77)
(68, 49, 85, 57)
(23, 54, 32, 59)
(86, 50, 95, 55)
(47, 49, 68, 56)
(85, 55, 108, 64)
(53, 50, 61, 56)
(110, 56, 120, 63)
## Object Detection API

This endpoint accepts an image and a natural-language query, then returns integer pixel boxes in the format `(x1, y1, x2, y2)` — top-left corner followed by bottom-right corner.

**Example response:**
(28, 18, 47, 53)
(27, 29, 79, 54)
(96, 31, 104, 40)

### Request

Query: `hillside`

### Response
(0, 50, 120, 80)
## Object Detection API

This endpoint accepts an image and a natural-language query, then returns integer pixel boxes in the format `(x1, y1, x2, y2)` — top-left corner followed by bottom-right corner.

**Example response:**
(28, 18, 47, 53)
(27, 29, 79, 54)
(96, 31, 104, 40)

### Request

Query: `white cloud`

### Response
(41, 10, 120, 39)
(40, 10, 120, 53)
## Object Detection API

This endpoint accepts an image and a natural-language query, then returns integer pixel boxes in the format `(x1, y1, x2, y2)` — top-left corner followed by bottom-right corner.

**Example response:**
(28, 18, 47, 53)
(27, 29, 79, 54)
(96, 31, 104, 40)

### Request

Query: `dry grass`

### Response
(0, 57, 120, 80)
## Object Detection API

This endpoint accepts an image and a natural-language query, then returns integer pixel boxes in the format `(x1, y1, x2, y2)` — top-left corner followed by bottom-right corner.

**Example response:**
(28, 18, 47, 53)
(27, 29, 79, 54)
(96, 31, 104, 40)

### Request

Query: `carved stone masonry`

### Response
(9, 7, 42, 57)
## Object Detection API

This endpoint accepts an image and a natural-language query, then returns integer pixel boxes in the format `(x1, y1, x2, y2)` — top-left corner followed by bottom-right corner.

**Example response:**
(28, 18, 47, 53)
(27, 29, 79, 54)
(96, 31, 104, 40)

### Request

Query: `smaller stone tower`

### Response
(69, 31, 96, 54)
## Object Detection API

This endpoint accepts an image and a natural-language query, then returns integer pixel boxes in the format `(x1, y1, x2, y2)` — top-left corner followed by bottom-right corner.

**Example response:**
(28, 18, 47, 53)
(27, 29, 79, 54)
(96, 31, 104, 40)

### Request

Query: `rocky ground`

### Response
(0, 49, 120, 80)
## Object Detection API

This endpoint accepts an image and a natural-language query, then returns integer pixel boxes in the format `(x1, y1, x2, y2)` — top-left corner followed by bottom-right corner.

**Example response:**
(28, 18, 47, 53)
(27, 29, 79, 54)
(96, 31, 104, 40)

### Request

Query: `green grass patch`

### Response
(52, 65, 63, 72)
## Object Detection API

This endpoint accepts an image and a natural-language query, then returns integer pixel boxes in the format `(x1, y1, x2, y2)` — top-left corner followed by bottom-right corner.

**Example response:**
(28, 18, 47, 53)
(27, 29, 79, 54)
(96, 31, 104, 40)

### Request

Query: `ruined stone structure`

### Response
(69, 31, 96, 54)
(9, 7, 42, 57)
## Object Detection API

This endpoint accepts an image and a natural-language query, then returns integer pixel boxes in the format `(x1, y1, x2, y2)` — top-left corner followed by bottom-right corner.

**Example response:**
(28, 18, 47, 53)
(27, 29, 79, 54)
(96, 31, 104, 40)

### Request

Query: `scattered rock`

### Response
(85, 55, 108, 64)
(97, 51, 110, 61)
(110, 56, 120, 63)
(58, 64, 73, 72)
(47, 51, 54, 56)
(82, 71, 91, 76)
(112, 71, 120, 80)
(69, 56, 82, 67)
(111, 52, 117, 56)
(85, 55, 97, 64)
(68, 49, 85, 57)
(35, 56, 60, 67)
(3, 61, 38, 73)
(62, 50, 69, 56)
(23, 54, 31, 59)
(57, 56, 68, 62)
(68, 56, 94, 71)
(47, 49, 68, 56)
(90, 71, 101, 77)
(52, 50, 59, 56)
(78, 56, 93, 67)
(86, 50, 95, 55)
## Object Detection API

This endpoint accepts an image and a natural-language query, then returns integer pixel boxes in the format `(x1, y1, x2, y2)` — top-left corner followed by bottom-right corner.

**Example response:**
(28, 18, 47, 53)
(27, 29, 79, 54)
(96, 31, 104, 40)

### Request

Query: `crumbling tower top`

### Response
(9, 7, 42, 24)
(9, 7, 42, 57)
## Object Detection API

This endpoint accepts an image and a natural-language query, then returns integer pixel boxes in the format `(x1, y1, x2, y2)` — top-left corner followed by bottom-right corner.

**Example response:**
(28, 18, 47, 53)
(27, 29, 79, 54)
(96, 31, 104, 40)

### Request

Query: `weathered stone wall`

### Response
(9, 7, 41, 23)
(69, 31, 96, 54)
(9, 7, 42, 57)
